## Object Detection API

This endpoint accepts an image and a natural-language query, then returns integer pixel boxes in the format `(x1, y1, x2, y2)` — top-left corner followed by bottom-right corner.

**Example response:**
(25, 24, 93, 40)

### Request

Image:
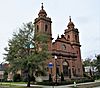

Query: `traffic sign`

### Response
(48, 62, 53, 68)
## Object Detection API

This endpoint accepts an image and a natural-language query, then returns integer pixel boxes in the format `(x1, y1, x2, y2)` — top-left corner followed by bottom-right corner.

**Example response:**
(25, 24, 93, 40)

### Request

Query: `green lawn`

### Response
(0, 86, 42, 88)
(0, 82, 26, 84)
(0, 82, 42, 88)
(0, 85, 42, 88)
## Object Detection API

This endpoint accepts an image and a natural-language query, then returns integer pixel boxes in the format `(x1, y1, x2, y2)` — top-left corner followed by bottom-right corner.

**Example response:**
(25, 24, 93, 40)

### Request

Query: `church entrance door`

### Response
(63, 61, 69, 76)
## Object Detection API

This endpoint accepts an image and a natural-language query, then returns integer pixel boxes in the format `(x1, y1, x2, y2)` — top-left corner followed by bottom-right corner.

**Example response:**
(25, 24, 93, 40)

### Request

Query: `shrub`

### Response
(35, 77, 94, 86)
(61, 72, 64, 81)
(3, 71, 8, 82)
(31, 76, 35, 82)
(13, 74, 21, 82)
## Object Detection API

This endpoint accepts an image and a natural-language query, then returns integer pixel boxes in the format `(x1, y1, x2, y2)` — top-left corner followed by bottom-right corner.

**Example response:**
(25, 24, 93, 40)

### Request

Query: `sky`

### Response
(0, 0, 100, 63)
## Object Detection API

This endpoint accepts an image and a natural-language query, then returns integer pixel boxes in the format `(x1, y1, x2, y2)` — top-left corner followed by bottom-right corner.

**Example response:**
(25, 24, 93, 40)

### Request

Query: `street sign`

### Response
(48, 62, 53, 68)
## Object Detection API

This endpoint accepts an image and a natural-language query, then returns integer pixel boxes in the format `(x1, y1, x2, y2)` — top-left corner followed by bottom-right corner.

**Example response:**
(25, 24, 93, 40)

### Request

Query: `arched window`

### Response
(75, 35, 77, 42)
(68, 35, 70, 39)
(45, 25, 48, 32)
(67, 35, 70, 41)
(63, 61, 69, 76)
(37, 25, 39, 32)
(62, 44, 66, 50)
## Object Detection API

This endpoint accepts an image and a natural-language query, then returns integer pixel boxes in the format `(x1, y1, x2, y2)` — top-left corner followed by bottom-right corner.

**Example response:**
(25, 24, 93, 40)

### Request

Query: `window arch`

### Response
(62, 44, 66, 50)
(36, 25, 39, 32)
(45, 25, 48, 32)
(63, 61, 69, 76)
(75, 35, 78, 42)
(67, 35, 70, 41)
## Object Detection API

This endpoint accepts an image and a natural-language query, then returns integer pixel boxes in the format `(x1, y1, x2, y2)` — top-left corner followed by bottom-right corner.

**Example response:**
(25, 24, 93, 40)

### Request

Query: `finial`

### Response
(41, 3, 44, 10)
(69, 16, 71, 22)
(57, 34, 59, 39)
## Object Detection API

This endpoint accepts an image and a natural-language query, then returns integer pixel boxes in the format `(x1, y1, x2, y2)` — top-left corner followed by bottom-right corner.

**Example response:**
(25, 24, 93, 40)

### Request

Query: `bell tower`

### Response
(64, 16, 80, 44)
(34, 3, 52, 51)
(64, 16, 83, 76)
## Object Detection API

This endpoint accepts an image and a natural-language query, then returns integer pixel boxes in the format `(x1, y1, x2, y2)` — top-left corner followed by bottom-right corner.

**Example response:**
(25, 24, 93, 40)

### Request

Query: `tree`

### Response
(83, 58, 97, 68)
(96, 54, 100, 73)
(3, 71, 8, 82)
(83, 58, 91, 66)
(13, 74, 21, 82)
(4, 22, 51, 87)
(83, 58, 97, 77)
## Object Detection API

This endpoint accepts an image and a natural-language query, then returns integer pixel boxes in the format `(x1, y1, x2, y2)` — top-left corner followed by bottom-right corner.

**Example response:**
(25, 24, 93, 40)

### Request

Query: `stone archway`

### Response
(63, 61, 69, 76)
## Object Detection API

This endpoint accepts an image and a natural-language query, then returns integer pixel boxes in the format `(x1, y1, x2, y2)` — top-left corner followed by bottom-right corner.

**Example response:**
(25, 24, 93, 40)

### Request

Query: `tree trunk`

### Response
(27, 64, 31, 87)
(27, 72, 31, 87)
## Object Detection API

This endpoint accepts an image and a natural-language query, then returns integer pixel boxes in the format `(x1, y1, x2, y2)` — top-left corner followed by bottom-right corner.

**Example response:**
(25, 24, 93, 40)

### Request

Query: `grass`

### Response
(0, 85, 42, 88)
(0, 82, 42, 88)
(0, 82, 26, 84)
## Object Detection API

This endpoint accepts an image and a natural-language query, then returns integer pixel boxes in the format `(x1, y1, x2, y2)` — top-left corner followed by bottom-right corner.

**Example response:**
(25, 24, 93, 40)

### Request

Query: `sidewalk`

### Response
(1, 80, 100, 88)
(29, 80, 100, 88)
(13, 80, 100, 88)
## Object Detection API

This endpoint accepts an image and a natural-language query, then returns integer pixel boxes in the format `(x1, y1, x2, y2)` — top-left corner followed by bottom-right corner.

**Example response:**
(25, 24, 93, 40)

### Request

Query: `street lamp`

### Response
(54, 55, 57, 84)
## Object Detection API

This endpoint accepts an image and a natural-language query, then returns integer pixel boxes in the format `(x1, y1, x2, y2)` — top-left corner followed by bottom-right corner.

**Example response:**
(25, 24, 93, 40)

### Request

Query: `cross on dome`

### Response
(41, 3, 44, 10)
(67, 16, 75, 28)
(69, 16, 71, 22)
(38, 3, 47, 17)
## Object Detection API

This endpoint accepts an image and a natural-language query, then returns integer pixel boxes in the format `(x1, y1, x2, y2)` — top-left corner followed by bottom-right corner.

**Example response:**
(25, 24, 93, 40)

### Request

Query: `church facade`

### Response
(34, 3, 83, 78)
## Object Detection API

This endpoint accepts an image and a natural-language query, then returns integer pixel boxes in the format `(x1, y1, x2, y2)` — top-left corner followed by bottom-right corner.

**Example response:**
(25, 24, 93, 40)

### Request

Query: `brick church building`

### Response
(34, 3, 83, 78)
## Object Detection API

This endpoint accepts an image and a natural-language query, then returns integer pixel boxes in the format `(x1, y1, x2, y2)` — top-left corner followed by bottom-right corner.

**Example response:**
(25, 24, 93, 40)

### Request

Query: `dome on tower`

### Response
(67, 16, 75, 28)
(38, 3, 47, 17)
